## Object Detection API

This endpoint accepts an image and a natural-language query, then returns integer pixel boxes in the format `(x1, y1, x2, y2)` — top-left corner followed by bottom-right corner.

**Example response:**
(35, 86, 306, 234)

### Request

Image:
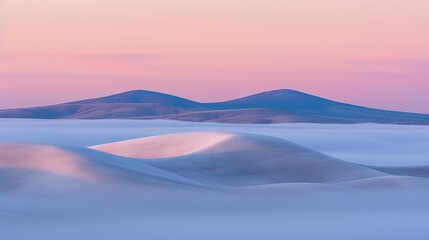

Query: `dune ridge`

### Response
(91, 132, 233, 159)
(2, 132, 429, 191)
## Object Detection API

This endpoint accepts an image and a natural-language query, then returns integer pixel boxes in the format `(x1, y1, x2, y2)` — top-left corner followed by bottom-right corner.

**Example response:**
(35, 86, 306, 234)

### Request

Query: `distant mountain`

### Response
(67, 89, 201, 107)
(0, 90, 209, 119)
(1, 89, 428, 124)
(208, 89, 332, 110)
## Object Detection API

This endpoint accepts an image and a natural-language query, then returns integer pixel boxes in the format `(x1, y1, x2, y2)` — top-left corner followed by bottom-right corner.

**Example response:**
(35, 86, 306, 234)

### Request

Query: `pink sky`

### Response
(0, 0, 428, 113)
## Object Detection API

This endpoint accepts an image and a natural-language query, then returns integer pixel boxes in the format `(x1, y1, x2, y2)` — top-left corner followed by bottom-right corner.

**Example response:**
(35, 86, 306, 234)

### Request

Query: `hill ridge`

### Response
(0, 89, 428, 124)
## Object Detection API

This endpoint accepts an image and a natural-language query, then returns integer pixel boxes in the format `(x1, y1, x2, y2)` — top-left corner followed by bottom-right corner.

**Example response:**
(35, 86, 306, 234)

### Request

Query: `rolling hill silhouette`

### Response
(1, 89, 428, 124)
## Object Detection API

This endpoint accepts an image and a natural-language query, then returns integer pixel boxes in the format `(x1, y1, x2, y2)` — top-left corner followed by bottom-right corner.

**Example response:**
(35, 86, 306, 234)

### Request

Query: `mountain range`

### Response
(1, 89, 428, 124)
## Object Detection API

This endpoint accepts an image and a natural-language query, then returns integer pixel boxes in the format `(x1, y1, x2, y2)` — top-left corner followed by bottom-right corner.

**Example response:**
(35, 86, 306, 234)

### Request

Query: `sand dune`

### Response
(370, 165, 429, 179)
(0, 143, 104, 191)
(0, 143, 207, 191)
(91, 132, 233, 158)
(2, 122, 428, 240)
(340, 176, 429, 189)
(0, 143, 97, 181)
(92, 132, 386, 187)
(2, 132, 429, 192)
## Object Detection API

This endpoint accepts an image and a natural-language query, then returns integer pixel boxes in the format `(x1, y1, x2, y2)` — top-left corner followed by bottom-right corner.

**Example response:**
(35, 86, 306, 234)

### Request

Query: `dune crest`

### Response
(0, 143, 96, 181)
(90, 132, 386, 186)
(91, 132, 233, 158)
(2, 132, 429, 191)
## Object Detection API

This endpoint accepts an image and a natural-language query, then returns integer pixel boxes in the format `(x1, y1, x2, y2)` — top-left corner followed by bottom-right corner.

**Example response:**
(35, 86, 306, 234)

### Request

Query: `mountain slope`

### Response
(67, 89, 201, 107)
(0, 90, 210, 119)
(208, 89, 334, 110)
(200, 89, 429, 124)
(0, 89, 428, 124)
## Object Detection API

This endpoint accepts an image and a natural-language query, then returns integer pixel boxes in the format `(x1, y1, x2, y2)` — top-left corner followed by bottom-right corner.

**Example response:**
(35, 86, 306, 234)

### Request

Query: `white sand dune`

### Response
(3, 121, 429, 240)
(0, 143, 103, 191)
(91, 132, 233, 158)
(1, 143, 98, 181)
(370, 165, 429, 179)
(2, 132, 429, 191)
(0, 143, 207, 191)
(340, 176, 429, 189)
(91, 132, 386, 187)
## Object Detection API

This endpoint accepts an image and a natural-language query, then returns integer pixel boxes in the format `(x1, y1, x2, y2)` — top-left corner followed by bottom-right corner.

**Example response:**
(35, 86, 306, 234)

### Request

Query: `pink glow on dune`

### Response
(0, 0, 428, 113)
(91, 132, 233, 159)
(0, 143, 97, 181)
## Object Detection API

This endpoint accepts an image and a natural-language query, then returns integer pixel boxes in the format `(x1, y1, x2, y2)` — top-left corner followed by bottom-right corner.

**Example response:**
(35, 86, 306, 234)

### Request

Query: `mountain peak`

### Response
(66, 89, 199, 106)
(261, 89, 302, 93)
(228, 89, 321, 102)
(119, 89, 156, 94)
(207, 88, 334, 111)
(1, 88, 428, 125)
(255, 89, 308, 97)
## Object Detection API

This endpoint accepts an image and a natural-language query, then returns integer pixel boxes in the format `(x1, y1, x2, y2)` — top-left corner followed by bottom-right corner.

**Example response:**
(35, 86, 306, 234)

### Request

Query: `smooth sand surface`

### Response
(3, 132, 428, 191)
(91, 132, 233, 158)
(2, 123, 429, 240)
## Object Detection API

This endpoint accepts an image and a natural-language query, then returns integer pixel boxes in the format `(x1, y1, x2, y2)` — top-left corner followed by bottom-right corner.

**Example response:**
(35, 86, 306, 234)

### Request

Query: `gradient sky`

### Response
(0, 0, 428, 113)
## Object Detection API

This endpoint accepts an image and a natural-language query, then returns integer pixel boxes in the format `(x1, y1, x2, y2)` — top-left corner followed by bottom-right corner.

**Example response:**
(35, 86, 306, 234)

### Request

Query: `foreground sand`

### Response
(2, 132, 429, 191)
(1, 120, 429, 239)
